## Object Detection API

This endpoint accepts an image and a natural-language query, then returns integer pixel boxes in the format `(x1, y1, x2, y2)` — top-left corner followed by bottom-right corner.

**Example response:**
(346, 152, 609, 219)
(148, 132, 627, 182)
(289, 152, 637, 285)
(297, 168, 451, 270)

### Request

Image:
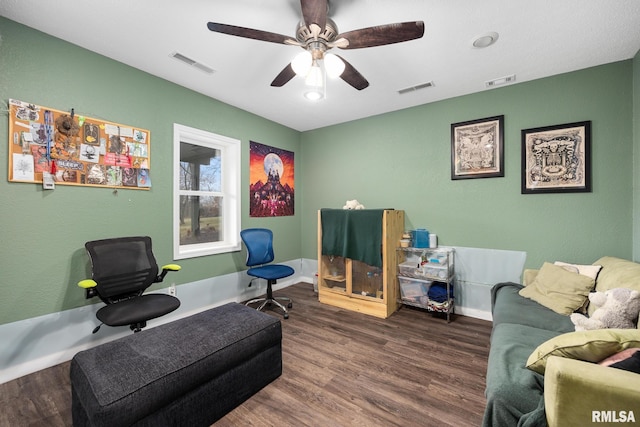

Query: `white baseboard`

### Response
(455, 306, 493, 321)
(0, 253, 503, 384)
(0, 260, 300, 385)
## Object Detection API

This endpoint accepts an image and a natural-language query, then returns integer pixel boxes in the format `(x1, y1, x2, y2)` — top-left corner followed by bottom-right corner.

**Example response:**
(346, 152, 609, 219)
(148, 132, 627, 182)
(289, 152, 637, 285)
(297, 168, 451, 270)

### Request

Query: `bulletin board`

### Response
(8, 99, 151, 189)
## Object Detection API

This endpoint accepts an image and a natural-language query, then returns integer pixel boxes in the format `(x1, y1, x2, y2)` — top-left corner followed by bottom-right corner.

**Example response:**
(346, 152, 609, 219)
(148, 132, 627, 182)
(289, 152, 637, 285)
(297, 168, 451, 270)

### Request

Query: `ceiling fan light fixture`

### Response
(292, 51, 312, 76)
(304, 89, 324, 101)
(305, 62, 324, 86)
(304, 61, 326, 101)
(324, 53, 345, 78)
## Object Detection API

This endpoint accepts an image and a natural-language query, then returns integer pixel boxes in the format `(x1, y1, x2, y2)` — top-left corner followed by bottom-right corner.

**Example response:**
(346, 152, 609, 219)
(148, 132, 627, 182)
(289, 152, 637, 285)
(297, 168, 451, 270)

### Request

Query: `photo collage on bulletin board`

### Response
(8, 99, 151, 189)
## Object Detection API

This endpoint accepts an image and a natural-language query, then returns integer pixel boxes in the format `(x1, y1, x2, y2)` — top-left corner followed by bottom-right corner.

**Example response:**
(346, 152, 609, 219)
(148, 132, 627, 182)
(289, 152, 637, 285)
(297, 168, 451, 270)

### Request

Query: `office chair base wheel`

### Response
(248, 297, 291, 319)
(130, 321, 147, 332)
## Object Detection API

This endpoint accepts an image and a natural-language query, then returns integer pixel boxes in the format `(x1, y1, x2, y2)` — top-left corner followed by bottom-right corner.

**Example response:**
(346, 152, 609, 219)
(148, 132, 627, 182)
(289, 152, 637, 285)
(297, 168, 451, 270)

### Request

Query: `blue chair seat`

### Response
(248, 265, 294, 281)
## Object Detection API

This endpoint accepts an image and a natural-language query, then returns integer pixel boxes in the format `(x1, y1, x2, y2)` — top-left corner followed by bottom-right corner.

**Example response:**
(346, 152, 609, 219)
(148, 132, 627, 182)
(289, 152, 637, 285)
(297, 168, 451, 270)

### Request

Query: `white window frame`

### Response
(173, 124, 241, 259)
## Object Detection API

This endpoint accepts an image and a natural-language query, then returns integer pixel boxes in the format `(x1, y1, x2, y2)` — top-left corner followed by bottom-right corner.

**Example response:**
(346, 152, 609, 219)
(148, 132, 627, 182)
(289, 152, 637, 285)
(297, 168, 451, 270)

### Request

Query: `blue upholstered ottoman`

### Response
(70, 302, 282, 426)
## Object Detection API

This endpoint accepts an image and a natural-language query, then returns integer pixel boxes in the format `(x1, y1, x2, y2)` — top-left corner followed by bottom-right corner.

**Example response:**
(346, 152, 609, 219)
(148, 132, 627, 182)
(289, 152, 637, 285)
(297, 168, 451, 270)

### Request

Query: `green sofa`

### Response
(483, 257, 640, 427)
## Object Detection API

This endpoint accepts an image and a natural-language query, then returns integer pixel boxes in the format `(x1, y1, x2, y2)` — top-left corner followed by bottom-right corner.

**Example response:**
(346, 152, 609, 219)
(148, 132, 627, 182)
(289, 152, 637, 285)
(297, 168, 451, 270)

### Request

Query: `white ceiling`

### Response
(2, 0, 640, 132)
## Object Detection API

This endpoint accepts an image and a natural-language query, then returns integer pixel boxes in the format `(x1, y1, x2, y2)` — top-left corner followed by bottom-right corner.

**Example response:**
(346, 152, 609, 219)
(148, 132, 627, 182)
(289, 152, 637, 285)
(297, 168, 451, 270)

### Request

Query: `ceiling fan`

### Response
(206, 0, 424, 94)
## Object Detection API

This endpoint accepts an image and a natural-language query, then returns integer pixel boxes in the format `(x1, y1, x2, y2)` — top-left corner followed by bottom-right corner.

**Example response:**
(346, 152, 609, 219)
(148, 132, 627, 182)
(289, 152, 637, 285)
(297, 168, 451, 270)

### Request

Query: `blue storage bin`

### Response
(412, 229, 430, 248)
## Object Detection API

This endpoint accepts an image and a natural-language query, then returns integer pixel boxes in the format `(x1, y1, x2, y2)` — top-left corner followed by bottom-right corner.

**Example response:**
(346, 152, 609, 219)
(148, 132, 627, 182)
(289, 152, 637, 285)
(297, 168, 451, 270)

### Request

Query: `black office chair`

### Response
(78, 236, 181, 333)
(241, 228, 294, 319)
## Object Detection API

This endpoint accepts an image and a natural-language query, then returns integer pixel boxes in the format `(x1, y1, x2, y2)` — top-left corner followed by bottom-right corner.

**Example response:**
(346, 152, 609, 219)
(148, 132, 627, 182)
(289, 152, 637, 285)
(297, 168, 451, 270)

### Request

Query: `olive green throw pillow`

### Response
(526, 329, 640, 374)
(519, 262, 595, 315)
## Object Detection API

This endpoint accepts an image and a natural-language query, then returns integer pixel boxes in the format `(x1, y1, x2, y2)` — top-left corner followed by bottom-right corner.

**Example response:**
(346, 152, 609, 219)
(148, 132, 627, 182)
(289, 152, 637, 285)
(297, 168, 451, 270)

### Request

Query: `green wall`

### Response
(0, 18, 301, 325)
(633, 49, 640, 259)
(1, 17, 638, 326)
(300, 61, 634, 270)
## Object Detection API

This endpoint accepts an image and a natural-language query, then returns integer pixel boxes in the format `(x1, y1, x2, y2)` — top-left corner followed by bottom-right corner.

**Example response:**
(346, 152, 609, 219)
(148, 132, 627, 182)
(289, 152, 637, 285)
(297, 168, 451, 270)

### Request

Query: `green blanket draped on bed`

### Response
(320, 209, 385, 268)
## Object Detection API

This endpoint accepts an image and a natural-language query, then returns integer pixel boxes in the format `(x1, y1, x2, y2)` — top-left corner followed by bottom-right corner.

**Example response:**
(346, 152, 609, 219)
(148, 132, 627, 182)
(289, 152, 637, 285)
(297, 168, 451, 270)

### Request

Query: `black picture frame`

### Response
(521, 121, 592, 194)
(451, 115, 504, 180)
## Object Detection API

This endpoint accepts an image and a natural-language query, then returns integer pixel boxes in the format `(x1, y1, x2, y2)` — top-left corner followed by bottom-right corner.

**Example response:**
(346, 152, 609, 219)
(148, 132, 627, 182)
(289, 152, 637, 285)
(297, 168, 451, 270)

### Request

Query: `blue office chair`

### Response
(241, 228, 294, 319)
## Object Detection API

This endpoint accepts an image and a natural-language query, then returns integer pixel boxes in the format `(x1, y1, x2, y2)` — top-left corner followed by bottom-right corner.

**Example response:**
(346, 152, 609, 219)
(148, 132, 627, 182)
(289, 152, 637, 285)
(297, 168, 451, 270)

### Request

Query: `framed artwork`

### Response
(521, 121, 591, 194)
(249, 141, 295, 217)
(451, 115, 504, 180)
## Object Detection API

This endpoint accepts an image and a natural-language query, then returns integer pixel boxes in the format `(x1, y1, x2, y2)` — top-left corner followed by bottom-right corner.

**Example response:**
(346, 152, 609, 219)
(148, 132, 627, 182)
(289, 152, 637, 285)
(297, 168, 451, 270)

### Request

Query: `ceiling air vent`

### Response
(170, 52, 215, 74)
(398, 81, 434, 95)
(485, 74, 516, 88)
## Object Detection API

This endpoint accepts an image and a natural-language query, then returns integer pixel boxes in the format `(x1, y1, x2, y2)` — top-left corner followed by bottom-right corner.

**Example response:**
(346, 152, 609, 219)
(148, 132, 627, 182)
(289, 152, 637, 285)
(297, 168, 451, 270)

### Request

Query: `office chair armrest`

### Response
(162, 264, 182, 272)
(158, 264, 181, 281)
(78, 279, 97, 289)
(78, 279, 98, 299)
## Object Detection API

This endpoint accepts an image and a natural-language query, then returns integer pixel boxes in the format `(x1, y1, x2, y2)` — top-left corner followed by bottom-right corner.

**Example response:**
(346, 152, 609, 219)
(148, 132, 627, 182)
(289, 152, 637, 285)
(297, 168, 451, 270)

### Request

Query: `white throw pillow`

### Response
(554, 261, 602, 280)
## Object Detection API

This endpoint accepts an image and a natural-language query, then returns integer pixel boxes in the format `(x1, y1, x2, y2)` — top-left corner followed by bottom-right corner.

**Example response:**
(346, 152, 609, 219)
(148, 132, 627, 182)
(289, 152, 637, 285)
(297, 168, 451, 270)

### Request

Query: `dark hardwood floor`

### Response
(0, 282, 493, 427)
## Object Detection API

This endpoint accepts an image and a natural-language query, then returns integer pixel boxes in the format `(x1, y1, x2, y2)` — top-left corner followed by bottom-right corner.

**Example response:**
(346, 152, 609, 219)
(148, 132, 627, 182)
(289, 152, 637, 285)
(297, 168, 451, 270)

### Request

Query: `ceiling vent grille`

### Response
(398, 81, 434, 95)
(485, 74, 516, 88)
(170, 52, 215, 74)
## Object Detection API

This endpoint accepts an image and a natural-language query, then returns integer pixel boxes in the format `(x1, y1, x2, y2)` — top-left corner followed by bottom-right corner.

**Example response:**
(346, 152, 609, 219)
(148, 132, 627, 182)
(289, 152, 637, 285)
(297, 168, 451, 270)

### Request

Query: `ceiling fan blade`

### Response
(300, 0, 327, 32)
(271, 63, 296, 87)
(207, 22, 296, 45)
(337, 21, 425, 49)
(336, 55, 369, 90)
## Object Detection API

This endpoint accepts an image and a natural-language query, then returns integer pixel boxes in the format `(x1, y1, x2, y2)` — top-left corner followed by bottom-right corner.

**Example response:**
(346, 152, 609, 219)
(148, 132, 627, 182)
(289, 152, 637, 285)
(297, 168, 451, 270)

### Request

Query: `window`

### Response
(173, 124, 241, 259)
